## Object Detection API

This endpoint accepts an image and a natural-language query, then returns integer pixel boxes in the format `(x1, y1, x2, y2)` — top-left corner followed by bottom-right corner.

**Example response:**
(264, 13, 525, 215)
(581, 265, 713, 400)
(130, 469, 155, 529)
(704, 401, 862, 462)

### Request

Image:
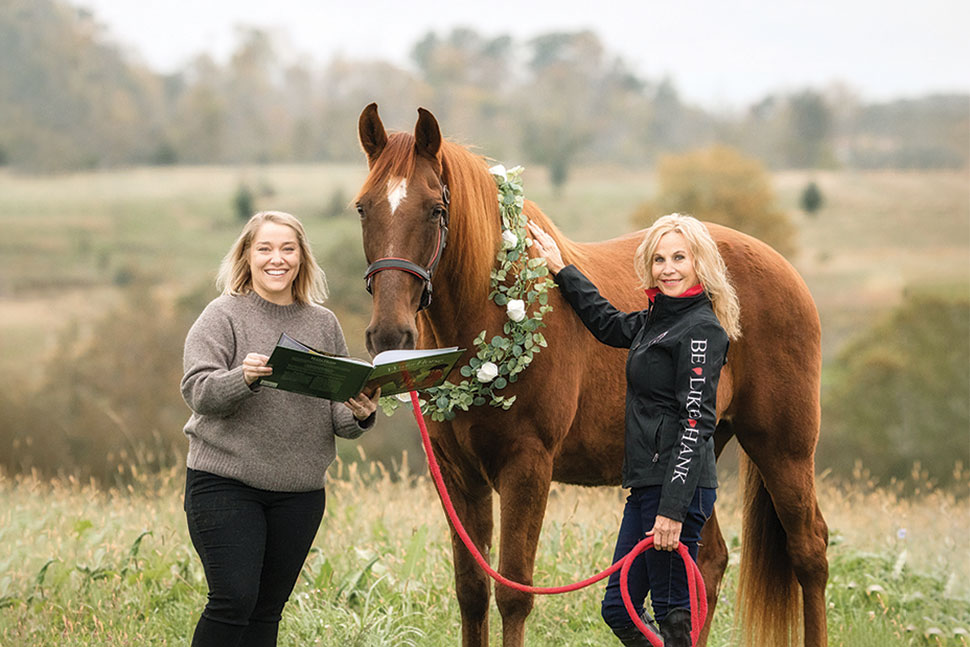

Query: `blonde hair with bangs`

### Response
(634, 213, 741, 339)
(216, 211, 329, 305)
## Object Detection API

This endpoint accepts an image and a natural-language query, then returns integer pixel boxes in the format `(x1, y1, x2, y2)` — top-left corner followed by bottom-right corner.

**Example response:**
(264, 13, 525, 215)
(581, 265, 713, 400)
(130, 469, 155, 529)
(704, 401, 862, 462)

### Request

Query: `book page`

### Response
(372, 346, 460, 367)
(277, 332, 372, 366)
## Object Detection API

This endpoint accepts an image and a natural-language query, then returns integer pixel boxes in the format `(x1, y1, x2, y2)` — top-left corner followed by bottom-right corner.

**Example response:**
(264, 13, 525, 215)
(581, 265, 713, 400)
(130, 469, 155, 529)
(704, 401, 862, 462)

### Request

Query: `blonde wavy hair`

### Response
(634, 213, 741, 339)
(216, 211, 328, 305)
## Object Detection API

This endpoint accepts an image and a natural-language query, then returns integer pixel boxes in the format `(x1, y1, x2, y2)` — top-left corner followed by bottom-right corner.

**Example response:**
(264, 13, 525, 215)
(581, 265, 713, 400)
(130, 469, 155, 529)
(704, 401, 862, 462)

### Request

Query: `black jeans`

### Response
(601, 485, 716, 632)
(184, 468, 326, 647)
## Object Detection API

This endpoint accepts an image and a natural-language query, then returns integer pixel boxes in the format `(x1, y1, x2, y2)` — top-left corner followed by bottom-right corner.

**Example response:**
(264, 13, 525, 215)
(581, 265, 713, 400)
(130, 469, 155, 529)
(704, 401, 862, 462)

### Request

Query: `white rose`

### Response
(476, 361, 499, 383)
(501, 229, 518, 250)
(506, 299, 526, 322)
(395, 392, 412, 403)
(489, 164, 508, 181)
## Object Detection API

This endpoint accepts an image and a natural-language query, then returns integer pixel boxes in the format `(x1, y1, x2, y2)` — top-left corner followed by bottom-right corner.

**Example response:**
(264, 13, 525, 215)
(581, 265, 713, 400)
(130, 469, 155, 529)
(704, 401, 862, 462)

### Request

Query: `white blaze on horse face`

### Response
(386, 177, 408, 214)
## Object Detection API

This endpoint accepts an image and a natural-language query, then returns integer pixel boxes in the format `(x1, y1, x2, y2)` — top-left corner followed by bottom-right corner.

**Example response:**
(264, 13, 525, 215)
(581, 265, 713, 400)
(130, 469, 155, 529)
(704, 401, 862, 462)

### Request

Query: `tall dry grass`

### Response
(1, 447, 967, 646)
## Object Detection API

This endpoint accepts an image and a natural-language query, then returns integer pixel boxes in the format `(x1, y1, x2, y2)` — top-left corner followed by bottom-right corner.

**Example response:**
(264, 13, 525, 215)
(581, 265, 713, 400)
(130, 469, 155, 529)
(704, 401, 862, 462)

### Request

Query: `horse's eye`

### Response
(356, 204, 365, 218)
(432, 205, 447, 220)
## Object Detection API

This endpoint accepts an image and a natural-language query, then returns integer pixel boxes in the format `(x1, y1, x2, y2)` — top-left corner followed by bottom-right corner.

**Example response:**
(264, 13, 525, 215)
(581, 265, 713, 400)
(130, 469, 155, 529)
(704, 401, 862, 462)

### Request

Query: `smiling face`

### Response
(651, 231, 699, 297)
(249, 221, 301, 305)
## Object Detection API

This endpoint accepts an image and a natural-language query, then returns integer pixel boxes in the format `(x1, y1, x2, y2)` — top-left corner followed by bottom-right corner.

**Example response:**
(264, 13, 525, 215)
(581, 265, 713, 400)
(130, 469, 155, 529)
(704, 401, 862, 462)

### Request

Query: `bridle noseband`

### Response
(363, 183, 450, 312)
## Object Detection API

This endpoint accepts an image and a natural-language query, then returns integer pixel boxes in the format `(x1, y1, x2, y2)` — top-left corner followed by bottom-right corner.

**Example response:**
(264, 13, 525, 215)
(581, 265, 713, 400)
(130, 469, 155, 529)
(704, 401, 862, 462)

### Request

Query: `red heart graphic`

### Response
(688, 419, 697, 427)
(692, 367, 703, 375)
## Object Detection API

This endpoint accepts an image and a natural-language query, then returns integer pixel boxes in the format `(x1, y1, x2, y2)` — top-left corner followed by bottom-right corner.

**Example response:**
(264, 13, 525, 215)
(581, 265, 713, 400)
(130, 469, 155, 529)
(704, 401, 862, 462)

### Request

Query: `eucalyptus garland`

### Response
(379, 164, 555, 421)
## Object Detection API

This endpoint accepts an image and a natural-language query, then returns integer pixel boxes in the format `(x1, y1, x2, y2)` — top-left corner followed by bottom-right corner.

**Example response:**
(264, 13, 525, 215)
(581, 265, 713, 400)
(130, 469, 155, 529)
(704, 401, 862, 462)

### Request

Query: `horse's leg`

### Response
(757, 454, 829, 646)
(737, 426, 829, 647)
(491, 436, 554, 647)
(696, 507, 728, 646)
(431, 436, 495, 647)
(694, 420, 735, 646)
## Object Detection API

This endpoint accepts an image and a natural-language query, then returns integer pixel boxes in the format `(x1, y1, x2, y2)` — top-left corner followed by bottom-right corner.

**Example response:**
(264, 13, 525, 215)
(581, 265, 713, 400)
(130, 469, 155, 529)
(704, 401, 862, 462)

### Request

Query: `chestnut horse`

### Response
(354, 104, 829, 647)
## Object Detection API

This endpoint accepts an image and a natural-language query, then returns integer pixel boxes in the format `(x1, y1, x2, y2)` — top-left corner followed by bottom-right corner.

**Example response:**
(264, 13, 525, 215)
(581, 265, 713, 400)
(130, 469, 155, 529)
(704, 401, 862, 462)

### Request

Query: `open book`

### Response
(258, 333, 465, 401)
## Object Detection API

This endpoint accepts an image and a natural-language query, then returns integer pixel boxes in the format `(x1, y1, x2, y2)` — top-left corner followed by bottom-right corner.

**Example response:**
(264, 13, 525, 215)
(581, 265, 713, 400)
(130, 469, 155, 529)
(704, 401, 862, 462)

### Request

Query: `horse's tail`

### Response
(736, 450, 801, 646)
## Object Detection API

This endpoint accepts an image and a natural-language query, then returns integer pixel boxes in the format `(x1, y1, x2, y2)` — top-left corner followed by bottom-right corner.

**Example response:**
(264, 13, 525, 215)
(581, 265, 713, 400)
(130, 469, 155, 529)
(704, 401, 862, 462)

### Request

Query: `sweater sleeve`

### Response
(326, 314, 372, 439)
(657, 320, 729, 522)
(555, 265, 646, 349)
(180, 302, 255, 417)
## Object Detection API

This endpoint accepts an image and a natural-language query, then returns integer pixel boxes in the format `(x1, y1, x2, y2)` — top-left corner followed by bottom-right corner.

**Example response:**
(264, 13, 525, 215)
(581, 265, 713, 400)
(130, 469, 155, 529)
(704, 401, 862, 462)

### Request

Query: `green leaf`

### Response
(400, 526, 428, 581)
(418, 163, 550, 417)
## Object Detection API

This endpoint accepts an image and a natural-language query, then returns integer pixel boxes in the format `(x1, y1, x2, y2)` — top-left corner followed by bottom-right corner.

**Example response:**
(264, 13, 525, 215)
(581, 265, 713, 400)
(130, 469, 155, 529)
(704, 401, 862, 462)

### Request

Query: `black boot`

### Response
(659, 607, 693, 647)
(609, 614, 661, 646)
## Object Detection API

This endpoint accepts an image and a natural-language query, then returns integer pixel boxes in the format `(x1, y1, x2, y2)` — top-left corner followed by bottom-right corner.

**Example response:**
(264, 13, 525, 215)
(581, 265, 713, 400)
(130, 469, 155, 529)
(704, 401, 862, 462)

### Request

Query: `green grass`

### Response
(1, 459, 967, 646)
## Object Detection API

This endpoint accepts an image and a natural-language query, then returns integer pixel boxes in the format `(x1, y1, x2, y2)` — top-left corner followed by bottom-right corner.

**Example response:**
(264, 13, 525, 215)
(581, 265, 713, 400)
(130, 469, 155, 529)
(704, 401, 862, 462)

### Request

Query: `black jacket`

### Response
(556, 265, 729, 522)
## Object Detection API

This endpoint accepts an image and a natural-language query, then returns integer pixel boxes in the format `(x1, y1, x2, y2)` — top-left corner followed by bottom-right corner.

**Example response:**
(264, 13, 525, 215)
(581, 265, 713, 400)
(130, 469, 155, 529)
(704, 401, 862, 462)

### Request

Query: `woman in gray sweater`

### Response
(181, 211, 379, 647)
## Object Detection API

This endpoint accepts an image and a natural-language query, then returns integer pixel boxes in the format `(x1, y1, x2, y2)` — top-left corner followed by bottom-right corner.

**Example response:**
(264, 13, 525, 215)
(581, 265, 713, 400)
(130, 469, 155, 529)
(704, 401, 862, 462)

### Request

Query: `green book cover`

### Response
(259, 333, 464, 401)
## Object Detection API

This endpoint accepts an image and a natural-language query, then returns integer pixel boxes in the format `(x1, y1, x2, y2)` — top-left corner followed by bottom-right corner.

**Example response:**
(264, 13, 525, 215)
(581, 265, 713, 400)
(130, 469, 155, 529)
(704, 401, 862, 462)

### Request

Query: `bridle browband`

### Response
(363, 183, 450, 312)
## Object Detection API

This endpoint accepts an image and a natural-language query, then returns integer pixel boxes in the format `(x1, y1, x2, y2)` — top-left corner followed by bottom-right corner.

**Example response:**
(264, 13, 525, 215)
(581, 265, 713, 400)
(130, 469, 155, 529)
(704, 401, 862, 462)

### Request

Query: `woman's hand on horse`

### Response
(646, 515, 683, 551)
(242, 353, 273, 385)
(527, 221, 565, 274)
(345, 387, 381, 420)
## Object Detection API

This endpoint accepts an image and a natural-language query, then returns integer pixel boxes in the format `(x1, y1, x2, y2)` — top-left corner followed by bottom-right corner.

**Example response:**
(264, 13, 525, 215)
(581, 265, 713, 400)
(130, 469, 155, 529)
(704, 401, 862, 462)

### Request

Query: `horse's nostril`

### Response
(400, 328, 415, 350)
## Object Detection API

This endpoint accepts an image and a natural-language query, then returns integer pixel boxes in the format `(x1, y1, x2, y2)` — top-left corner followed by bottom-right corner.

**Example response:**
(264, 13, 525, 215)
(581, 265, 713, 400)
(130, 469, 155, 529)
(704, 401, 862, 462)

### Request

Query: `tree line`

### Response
(1, 0, 967, 177)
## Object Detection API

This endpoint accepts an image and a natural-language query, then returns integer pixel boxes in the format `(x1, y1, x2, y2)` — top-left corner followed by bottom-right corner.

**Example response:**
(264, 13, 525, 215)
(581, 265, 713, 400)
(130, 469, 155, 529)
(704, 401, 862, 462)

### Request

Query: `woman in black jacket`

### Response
(528, 214, 740, 647)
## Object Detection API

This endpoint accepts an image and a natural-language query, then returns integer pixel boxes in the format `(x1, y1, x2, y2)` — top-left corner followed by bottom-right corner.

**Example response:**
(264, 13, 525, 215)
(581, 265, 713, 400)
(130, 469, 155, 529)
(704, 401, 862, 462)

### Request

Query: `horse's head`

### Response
(356, 103, 451, 355)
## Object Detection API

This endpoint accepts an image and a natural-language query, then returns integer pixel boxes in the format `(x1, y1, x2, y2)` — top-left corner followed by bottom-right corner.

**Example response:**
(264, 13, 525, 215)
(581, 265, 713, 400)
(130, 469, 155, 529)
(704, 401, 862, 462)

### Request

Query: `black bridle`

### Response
(363, 184, 450, 312)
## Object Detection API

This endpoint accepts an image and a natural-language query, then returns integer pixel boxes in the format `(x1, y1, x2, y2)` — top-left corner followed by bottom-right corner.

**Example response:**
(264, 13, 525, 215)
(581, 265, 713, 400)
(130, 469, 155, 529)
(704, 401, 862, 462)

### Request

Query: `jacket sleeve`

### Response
(657, 320, 729, 522)
(327, 314, 375, 439)
(555, 265, 646, 349)
(180, 304, 255, 417)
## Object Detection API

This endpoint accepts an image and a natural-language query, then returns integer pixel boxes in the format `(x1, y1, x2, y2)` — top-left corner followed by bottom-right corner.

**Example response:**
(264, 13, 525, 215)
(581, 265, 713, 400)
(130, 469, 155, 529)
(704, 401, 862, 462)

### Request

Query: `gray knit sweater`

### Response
(181, 291, 373, 491)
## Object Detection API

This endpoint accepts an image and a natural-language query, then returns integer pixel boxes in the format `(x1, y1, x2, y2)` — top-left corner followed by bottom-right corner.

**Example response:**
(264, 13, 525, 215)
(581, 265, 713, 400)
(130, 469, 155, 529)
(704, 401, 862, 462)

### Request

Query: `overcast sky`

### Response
(74, 0, 969, 110)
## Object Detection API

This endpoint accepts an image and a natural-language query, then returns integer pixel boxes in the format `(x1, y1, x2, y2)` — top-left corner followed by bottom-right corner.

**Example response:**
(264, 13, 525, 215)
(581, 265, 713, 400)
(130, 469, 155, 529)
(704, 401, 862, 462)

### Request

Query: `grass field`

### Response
(0, 458, 967, 646)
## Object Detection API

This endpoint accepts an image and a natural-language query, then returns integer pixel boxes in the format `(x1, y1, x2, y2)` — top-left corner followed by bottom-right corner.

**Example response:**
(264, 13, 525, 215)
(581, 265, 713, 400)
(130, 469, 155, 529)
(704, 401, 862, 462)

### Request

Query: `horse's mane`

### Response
(357, 131, 587, 303)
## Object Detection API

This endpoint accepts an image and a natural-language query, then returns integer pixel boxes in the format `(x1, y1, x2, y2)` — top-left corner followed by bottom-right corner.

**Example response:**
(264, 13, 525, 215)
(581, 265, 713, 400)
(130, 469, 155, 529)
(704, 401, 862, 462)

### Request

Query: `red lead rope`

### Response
(407, 391, 707, 645)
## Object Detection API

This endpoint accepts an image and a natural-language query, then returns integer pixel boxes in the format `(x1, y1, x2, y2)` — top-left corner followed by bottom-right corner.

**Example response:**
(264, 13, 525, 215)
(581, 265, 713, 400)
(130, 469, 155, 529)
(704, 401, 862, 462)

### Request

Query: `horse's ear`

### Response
(358, 103, 387, 168)
(414, 107, 442, 162)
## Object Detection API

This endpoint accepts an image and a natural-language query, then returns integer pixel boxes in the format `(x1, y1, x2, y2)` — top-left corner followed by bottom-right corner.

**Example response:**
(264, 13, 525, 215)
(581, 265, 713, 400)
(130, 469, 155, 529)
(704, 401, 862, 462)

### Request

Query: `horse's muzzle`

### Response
(365, 323, 416, 356)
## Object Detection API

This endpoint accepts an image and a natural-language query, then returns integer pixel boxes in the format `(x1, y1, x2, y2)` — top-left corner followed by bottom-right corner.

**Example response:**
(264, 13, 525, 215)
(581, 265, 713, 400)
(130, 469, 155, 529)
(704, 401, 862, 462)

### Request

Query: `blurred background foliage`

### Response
(0, 0, 967, 492)
(631, 146, 797, 257)
(1, 0, 967, 177)
(819, 291, 969, 487)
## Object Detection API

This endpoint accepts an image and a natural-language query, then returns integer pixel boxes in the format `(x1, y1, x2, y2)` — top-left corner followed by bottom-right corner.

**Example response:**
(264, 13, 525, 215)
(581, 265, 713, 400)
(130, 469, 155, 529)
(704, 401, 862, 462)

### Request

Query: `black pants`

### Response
(184, 468, 326, 647)
(601, 485, 716, 631)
